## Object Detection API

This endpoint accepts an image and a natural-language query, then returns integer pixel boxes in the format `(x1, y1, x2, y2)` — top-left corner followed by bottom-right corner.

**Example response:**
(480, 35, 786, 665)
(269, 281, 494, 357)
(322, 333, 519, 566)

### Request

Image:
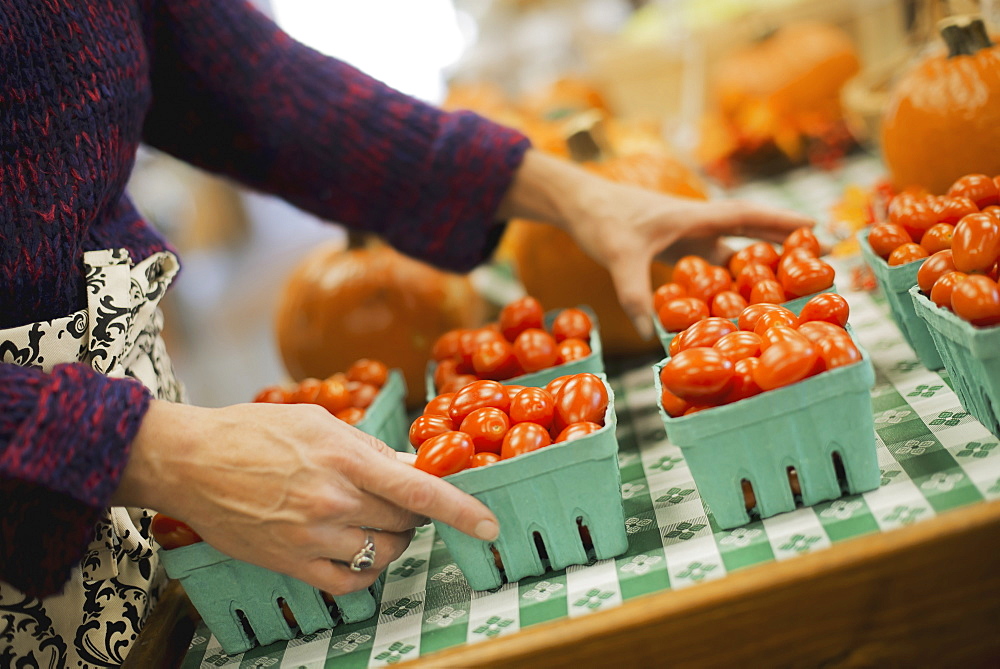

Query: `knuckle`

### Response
(398, 477, 437, 513)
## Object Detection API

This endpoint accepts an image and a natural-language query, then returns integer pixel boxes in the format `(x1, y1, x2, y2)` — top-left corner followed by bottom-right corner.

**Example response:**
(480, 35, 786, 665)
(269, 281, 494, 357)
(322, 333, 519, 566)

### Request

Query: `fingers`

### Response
(322, 526, 413, 571)
(690, 199, 814, 243)
(343, 492, 425, 532)
(296, 556, 383, 597)
(350, 455, 500, 542)
(606, 253, 655, 341)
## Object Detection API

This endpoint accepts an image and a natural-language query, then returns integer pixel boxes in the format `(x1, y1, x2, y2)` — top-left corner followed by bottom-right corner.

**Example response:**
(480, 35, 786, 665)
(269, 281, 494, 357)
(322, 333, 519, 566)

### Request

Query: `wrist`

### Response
(496, 150, 607, 229)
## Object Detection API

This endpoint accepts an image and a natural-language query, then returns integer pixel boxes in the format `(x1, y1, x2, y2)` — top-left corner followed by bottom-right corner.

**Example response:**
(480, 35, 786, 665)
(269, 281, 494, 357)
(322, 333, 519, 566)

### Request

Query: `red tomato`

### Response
(930, 271, 968, 309)
(735, 263, 778, 300)
(505, 385, 526, 401)
(335, 407, 365, 425)
(888, 243, 929, 267)
(780, 258, 835, 298)
(415, 431, 475, 477)
(777, 247, 817, 282)
(659, 383, 690, 417)
(556, 338, 592, 364)
(920, 223, 955, 254)
(513, 328, 559, 373)
(917, 250, 957, 294)
(449, 379, 510, 423)
(551, 308, 592, 343)
(509, 386, 556, 428)
(798, 292, 850, 327)
(674, 317, 738, 352)
(457, 329, 503, 373)
(892, 196, 938, 239)
(424, 393, 455, 417)
(472, 338, 521, 381)
(471, 452, 500, 468)
(867, 223, 913, 258)
(460, 407, 510, 455)
(737, 303, 786, 331)
(431, 329, 465, 362)
(729, 242, 781, 277)
(347, 381, 378, 409)
(713, 330, 762, 362)
(749, 279, 786, 304)
(545, 375, 573, 397)
(759, 324, 808, 351)
(657, 297, 710, 332)
(554, 422, 603, 443)
(253, 386, 289, 403)
(499, 296, 544, 341)
(500, 422, 551, 459)
(931, 196, 978, 227)
(798, 320, 848, 344)
(783, 227, 822, 257)
(948, 174, 999, 209)
(346, 359, 388, 388)
(710, 290, 748, 318)
(951, 275, 1000, 326)
(686, 265, 732, 304)
(315, 378, 351, 414)
(952, 213, 1000, 273)
(433, 358, 461, 390)
(683, 405, 713, 416)
(653, 282, 687, 312)
(659, 347, 734, 403)
(290, 378, 322, 404)
(553, 373, 609, 431)
(722, 357, 763, 404)
(753, 339, 819, 390)
(816, 336, 862, 370)
(752, 308, 799, 336)
(151, 513, 203, 550)
(409, 414, 454, 449)
(672, 255, 711, 289)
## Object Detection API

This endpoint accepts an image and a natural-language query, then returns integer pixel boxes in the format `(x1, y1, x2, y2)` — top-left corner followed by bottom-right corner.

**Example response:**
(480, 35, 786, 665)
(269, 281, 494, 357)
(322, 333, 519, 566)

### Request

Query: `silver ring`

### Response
(349, 534, 376, 572)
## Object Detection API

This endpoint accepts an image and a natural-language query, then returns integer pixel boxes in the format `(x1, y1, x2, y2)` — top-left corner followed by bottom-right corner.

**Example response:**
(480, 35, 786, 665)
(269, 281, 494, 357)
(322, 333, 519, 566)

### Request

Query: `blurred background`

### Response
(131, 0, 998, 408)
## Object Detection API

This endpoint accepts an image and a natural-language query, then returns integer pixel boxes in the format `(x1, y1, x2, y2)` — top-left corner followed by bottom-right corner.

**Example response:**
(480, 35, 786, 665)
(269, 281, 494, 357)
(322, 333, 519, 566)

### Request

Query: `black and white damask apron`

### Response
(0, 248, 183, 667)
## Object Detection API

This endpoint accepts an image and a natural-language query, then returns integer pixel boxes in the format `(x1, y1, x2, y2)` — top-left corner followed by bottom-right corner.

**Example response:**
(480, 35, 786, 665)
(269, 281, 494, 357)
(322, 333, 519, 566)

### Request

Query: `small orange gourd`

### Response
(881, 16, 1000, 194)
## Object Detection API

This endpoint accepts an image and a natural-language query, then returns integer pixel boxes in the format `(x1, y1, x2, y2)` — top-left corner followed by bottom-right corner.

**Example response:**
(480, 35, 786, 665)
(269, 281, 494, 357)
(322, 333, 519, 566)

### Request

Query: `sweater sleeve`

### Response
(142, 0, 531, 272)
(0, 363, 152, 596)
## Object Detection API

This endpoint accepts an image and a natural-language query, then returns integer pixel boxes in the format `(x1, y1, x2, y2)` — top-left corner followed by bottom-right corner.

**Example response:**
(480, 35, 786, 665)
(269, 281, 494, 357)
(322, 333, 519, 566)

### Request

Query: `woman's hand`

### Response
(113, 400, 499, 595)
(497, 150, 814, 338)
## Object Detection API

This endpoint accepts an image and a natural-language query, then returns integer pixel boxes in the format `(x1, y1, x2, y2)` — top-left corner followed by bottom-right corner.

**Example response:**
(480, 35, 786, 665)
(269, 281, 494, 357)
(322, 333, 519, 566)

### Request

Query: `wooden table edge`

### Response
(399, 497, 1000, 668)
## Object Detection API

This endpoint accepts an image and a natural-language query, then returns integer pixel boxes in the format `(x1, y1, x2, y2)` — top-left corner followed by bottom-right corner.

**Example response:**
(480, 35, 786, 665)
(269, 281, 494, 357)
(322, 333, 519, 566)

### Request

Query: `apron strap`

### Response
(83, 249, 133, 377)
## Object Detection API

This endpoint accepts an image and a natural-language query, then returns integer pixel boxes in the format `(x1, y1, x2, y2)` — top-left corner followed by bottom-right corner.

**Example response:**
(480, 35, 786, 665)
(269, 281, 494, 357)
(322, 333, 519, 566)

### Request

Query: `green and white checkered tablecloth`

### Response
(181, 156, 1000, 668)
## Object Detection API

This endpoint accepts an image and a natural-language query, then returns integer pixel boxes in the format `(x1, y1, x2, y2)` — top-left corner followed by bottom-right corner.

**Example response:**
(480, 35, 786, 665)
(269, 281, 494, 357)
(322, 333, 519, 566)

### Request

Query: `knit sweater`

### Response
(0, 0, 529, 597)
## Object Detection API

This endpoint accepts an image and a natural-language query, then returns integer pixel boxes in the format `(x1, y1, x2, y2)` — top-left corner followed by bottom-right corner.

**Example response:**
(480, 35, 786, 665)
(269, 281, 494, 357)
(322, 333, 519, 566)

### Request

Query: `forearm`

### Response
(496, 149, 608, 229)
(143, 0, 529, 272)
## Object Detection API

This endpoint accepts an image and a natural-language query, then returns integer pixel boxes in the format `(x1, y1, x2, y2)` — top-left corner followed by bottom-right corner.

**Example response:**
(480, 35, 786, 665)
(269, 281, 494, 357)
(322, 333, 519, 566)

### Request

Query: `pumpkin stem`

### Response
(939, 15, 993, 57)
(562, 109, 609, 163)
(347, 231, 376, 249)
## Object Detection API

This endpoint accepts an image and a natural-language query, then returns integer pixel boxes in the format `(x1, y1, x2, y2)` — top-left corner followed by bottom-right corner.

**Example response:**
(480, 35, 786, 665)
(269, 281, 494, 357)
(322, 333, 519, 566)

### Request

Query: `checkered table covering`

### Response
(180, 156, 1000, 668)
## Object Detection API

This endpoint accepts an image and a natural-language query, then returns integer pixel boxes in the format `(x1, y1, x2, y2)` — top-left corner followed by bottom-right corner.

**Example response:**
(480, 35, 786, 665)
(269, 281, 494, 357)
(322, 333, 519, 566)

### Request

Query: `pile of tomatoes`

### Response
(866, 173, 1000, 267)
(655, 227, 834, 333)
(430, 297, 593, 392)
(659, 292, 860, 417)
(411, 373, 610, 477)
(252, 358, 391, 425)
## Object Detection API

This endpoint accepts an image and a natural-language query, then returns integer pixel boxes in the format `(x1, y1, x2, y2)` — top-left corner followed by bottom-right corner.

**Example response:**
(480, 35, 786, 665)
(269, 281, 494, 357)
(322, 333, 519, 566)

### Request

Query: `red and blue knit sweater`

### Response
(0, 0, 529, 597)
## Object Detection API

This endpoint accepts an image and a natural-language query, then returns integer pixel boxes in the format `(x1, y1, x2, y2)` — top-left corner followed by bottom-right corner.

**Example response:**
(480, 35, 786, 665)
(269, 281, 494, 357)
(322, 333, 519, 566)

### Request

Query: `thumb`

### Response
(608, 255, 655, 341)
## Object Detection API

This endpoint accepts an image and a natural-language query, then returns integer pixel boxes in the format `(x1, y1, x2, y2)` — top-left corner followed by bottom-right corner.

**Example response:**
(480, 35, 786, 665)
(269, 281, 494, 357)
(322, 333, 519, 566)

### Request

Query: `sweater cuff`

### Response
(0, 363, 152, 509)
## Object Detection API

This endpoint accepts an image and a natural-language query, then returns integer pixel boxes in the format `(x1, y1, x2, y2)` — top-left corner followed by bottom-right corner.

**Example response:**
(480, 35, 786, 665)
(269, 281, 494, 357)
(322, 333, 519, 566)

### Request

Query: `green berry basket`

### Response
(653, 332, 879, 529)
(425, 306, 604, 400)
(653, 288, 838, 357)
(910, 286, 1000, 438)
(158, 542, 382, 655)
(357, 369, 411, 452)
(432, 376, 627, 590)
(857, 227, 943, 370)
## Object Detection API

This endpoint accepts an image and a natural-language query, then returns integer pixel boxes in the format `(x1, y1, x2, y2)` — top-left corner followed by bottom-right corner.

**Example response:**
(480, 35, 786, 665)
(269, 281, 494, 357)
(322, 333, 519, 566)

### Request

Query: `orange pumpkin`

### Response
(503, 150, 708, 355)
(881, 16, 1000, 195)
(276, 241, 487, 408)
(699, 22, 860, 179)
